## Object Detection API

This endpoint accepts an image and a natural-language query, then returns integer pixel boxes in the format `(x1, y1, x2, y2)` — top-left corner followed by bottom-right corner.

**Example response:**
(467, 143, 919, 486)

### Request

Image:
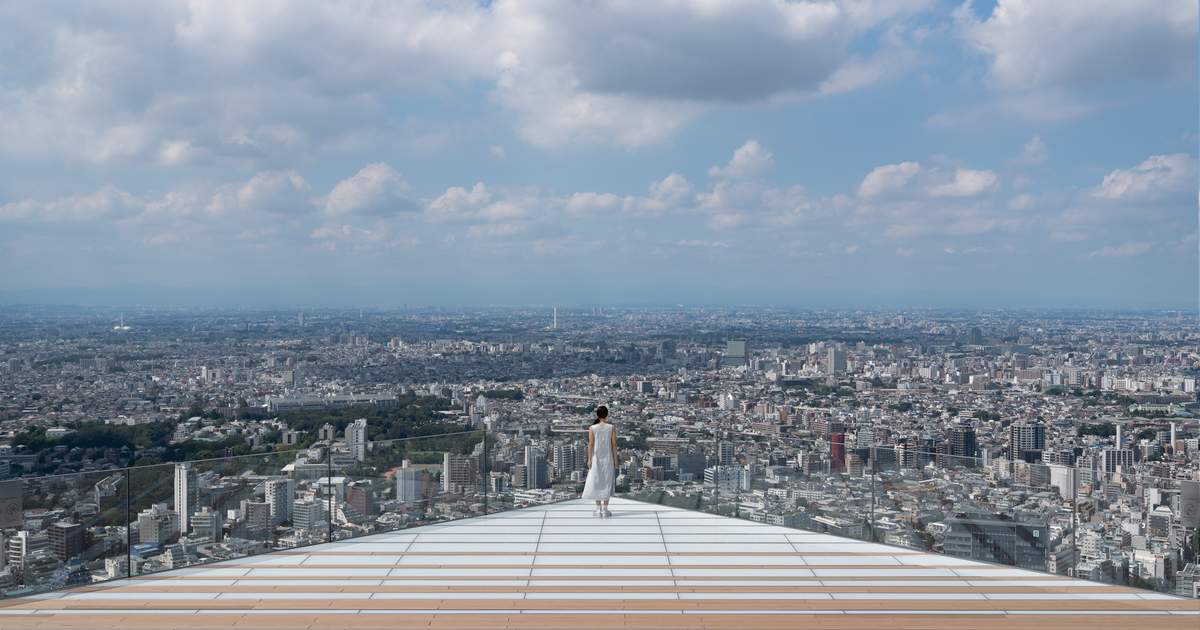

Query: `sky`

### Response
(0, 0, 1196, 309)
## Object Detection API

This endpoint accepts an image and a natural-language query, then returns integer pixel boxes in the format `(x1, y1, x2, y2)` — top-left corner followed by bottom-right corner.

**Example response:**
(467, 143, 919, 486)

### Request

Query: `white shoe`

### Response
(603, 509, 612, 518)
(593, 510, 601, 517)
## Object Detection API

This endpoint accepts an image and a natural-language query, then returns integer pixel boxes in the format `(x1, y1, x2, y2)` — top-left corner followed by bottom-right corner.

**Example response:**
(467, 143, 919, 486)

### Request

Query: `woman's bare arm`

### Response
(587, 427, 594, 467)
(610, 428, 618, 464)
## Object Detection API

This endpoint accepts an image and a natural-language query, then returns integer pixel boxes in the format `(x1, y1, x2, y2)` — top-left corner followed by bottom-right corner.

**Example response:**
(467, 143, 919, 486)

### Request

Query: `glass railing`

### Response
(0, 429, 517, 597)
(4, 425, 1195, 601)
(593, 432, 1197, 599)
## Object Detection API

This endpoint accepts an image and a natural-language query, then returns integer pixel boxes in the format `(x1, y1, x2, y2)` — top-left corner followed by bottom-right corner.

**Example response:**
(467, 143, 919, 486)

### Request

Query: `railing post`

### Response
(713, 439, 718, 516)
(482, 431, 489, 515)
(326, 447, 333, 544)
(869, 448, 876, 543)
(125, 467, 132, 579)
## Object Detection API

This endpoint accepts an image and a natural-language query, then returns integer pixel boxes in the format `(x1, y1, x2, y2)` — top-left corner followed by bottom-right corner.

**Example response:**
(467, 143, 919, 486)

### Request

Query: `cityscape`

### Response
(0, 0, 1196, 627)
(0, 306, 1196, 599)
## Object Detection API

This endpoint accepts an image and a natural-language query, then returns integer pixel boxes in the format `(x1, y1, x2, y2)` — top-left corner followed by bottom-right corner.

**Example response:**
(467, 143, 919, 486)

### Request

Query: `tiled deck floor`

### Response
(0, 498, 1196, 629)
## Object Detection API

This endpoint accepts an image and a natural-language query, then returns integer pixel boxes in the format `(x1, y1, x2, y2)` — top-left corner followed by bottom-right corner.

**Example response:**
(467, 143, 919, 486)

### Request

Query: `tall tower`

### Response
(552, 307, 558, 330)
(1009, 422, 1046, 462)
(174, 463, 198, 533)
(346, 418, 368, 462)
(264, 478, 295, 524)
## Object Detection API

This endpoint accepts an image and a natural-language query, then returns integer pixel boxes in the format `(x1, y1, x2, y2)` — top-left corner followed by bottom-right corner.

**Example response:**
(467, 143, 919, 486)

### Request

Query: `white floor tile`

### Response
(389, 567, 530, 576)
(407, 542, 539, 553)
(246, 568, 393, 577)
(524, 592, 678, 600)
(398, 555, 533, 565)
(802, 556, 902, 565)
(533, 555, 665, 565)
(538, 543, 666, 553)
(532, 568, 673, 577)
(672, 568, 815, 577)
(832, 592, 987, 600)
(666, 543, 797, 553)
(301, 555, 401, 565)
(678, 592, 832, 600)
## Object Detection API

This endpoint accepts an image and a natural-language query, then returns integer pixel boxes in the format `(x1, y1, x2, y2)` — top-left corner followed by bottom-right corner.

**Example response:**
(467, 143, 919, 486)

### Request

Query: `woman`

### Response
(581, 405, 617, 517)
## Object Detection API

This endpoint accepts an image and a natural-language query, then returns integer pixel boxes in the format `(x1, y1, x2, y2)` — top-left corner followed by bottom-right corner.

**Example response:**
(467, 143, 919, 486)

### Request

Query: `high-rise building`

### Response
(676, 449, 706, 478)
(944, 513, 1048, 571)
(947, 424, 977, 460)
(174, 463, 198, 534)
(524, 446, 549, 489)
(5, 531, 44, 570)
(346, 418, 368, 462)
(1048, 464, 1077, 500)
(137, 504, 180, 545)
(968, 326, 984, 345)
(1100, 448, 1135, 474)
(190, 507, 222, 542)
(345, 481, 375, 517)
(1009, 422, 1046, 462)
(724, 339, 748, 366)
(292, 498, 325, 531)
(718, 442, 736, 466)
(396, 466, 425, 503)
(264, 478, 295, 524)
(442, 453, 476, 493)
(48, 521, 83, 562)
(830, 433, 846, 473)
(318, 423, 337, 442)
(826, 348, 847, 375)
(552, 444, 580, 475)
(241, 500, 271, 538)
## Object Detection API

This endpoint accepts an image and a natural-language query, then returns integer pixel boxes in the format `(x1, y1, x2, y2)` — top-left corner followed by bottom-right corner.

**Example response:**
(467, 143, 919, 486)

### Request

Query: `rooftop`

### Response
(0, 498, 1195, 629)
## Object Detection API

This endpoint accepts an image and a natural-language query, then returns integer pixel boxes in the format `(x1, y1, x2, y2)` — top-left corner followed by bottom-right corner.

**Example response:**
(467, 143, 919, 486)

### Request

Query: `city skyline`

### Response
(0, 0, 1196, 308)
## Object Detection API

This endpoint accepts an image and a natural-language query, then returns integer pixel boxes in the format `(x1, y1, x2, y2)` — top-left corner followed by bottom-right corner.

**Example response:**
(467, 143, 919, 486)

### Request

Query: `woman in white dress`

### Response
(581, 405, 617, 517)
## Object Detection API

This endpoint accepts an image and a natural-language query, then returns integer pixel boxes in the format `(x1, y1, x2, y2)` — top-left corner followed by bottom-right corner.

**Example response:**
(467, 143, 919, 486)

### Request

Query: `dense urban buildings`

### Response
(0, 305, 1196, 598)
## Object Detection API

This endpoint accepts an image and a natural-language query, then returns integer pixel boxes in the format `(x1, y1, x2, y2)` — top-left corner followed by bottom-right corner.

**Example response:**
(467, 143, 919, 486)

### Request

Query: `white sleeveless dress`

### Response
(581, 423, 616, 500)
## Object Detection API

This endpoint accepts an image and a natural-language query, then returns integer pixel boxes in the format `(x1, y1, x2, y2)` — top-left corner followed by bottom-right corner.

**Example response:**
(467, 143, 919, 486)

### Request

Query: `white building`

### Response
(174, 463, 197, 533)
(346, 419, 368, 462)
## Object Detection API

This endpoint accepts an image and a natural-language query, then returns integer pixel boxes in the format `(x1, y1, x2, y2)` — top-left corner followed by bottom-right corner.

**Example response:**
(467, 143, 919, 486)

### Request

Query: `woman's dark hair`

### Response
(592, 405, 608, 425)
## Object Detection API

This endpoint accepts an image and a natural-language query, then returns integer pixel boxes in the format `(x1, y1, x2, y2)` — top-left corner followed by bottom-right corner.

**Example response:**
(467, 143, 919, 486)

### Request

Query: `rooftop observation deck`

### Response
(0, 498, 1195, 630)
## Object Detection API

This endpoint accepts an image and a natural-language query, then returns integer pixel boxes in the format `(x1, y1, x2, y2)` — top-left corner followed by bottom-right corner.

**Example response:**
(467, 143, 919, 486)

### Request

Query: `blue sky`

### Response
(0, 0, 1196, 308)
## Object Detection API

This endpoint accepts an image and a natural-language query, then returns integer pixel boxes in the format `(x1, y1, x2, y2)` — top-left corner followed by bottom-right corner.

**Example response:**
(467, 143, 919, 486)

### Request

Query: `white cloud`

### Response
(1090, 242, 1154, 257)
(0, 186, 138, 223)
(1016, 135, 1046, 165)
(958, 0, 1197, 91)
(858, 161, 921, 198)
(466, 222, 527, 240)
(648, 173, 691, 206)
(676, 239, 730, 248)
(708, 140, 775, 179)
(427, 183, 494, 223)
(1008, 194, 1034, 210)
(0, 0, 935, 161)
(928, 168, 998, 198)
(927, 89, 1101, 127)
(321, 163, 413, 217)
(565, 192, 621, 217)
(1093, 154, 1197, 201)
(490, 1, 930, 147)
(233, 170, 311, 214)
